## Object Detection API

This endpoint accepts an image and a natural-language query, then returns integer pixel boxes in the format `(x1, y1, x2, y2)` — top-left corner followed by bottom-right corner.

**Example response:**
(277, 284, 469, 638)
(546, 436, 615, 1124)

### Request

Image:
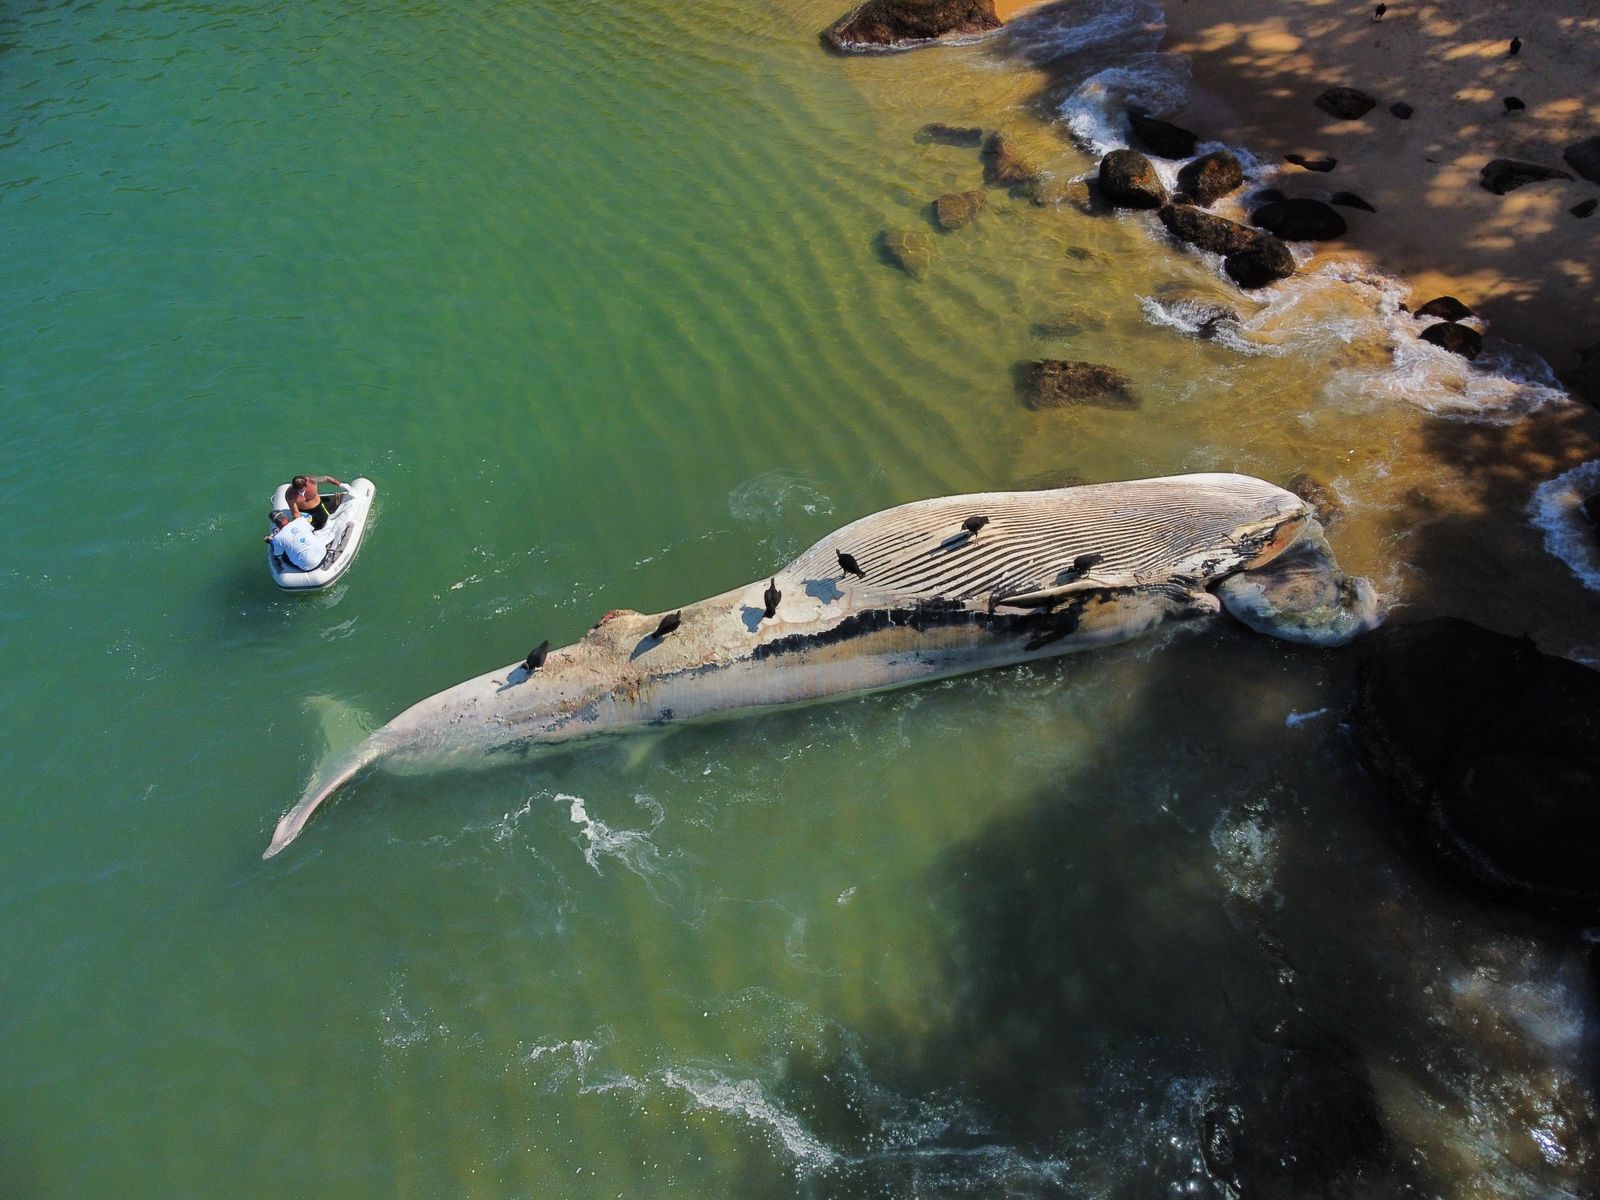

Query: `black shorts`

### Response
(307, 493, 340, 531)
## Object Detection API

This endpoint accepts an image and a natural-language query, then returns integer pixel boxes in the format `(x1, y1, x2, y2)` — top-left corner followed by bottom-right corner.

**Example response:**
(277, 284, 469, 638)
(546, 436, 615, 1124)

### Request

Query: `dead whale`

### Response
(264, 473, 1381, 857)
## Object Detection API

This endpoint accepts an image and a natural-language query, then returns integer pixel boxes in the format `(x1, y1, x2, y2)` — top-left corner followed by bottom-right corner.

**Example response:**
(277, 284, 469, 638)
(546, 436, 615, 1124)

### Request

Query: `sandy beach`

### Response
(999, 0, 1600, 390)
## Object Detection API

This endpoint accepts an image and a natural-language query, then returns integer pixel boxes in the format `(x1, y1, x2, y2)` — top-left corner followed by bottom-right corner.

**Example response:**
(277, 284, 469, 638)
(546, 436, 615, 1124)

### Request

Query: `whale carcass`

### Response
(264, 473, 1381, 856)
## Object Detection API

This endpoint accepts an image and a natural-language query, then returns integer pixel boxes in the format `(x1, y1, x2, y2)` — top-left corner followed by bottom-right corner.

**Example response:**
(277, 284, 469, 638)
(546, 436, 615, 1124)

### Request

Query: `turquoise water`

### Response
(4, 1, 1597, 1195)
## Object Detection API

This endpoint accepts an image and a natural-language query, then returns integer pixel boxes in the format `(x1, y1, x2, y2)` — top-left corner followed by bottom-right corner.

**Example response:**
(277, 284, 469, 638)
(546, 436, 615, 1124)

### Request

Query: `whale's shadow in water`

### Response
(746, 628, 1592, 1198)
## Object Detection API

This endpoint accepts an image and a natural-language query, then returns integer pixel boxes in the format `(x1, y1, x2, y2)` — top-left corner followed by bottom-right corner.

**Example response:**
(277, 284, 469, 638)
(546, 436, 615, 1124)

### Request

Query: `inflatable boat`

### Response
(267, 477, 377, 591)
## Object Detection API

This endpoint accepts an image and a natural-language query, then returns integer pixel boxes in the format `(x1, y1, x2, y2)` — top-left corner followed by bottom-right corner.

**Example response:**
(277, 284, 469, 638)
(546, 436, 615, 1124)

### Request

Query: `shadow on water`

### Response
(744, 626, 1598, 1197)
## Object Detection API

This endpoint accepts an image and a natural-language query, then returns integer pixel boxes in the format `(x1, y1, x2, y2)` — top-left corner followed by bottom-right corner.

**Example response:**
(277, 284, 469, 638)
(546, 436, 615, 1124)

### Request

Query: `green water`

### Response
(4, 1, 1597, 1196)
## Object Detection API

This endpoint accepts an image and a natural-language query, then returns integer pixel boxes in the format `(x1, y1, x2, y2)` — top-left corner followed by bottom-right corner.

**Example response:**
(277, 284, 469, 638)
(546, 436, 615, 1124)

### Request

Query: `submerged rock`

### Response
(1159, 204, 1263, 256)
(1413, 295, 1474, 321)
(981, 131, 1039, 188)
(1098, 149, 1166, 209)
(1315, 87, 1376, 120)
(1390, 101, 1414, 119)
(1176, 150, 1244, 207)
(821, 0, 1001, 51)
(915, 122, 984, 146)
(1352, 618, 1600, 920)
(1563, 134, 1600, 184)
(1029, 307, 1105, 339)
(933, 190, 986, 230)
(1224, 237, 1296, 289)
(1127, 110, 1198, 159)
(1286, 472, 1345, 527)
(1023, 360, 1137, 410)
(1143, 291, 1243, 342)
(1019, 176, 1076, 207)
(1419, 321, 1482, 359)
(1479, 158, 1574, 194)
(1251, 198, 1348, 241)
(878, 228, 933, 278)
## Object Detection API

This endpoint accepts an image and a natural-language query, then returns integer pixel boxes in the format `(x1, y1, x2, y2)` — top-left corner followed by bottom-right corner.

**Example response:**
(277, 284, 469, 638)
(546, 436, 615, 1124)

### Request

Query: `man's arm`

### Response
(309, 474, 344, 488)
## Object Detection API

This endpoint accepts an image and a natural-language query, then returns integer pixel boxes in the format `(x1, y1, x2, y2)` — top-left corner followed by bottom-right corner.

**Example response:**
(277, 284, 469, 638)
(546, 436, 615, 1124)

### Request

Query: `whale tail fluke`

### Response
(263, 736, 389, 859)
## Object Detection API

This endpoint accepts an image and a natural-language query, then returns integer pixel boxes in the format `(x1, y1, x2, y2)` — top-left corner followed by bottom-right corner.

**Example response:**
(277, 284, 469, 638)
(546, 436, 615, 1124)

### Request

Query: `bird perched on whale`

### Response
(522, 640, 549, 677)
(837, 549, 865, 579)
(651, 612, 682, 639)
(1373, 3, 1386, 19)
(763, 578, 781, 620)
(1503, 95, 1524, 112)
(1070, 552, 1105, 575)
(962, 514, 990, 538)
(1508, 36, 1521, 56)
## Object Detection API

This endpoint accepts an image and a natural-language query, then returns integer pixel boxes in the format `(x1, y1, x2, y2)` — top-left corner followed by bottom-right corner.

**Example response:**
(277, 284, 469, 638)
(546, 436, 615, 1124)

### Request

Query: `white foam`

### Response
(1285, 706, 1331, 727)
(1530, 458, 1600, 592)
(588, 1066, 840, 1170)
(728, 469, 834, 523)
(1210, 805, 1280, 907)
(1061, 53, 1192, 157)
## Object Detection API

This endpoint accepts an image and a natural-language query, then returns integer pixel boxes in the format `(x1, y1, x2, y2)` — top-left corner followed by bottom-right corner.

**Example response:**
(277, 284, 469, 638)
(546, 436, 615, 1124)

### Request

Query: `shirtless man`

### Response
(286, 474, 344, 531)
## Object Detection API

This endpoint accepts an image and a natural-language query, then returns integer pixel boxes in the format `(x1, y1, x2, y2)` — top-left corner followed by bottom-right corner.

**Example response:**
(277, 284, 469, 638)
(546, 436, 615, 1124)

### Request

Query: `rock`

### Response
(1286, 473, 1345, 527)
(1479, 158, 1574, 194)
(1331, 191, 1377, 212)
(1314, 87, 1376, 120)
(1352, 618, 1600, 920)
(1286, 153, 1338, 172)
(1064, 245, 1111, 265)
(915, 122, 984, 146)
(1572, 198, 1598, 219)
(1251, 198, 1348, 241)
(981, 131, 1039, 188)
(1565, 341, 1600, 407)
(1019, 176, 1075, 207)
(1029, 307, 1105, 339)
(1097, 149, 1166, 209)
(1390, 101, 1414, 119)
(1250, 187, 1286, 205)
(1176, 150, 1244, 207)
(1158, 204, 1263, 256)
(1419, 321, 1482, 359)
(1023, 360, 1137, 410)
(1126, 110, 1198, 159)
(1563, 135, 1600, 184)
(1413, 295, 1474, 321)
(878, 228, 933, 279)
(821, 0, 1001, 51)
(1143, 292, 1244, 341)
(1224, 237, 1296, 289)
(933, 190, 986, 230)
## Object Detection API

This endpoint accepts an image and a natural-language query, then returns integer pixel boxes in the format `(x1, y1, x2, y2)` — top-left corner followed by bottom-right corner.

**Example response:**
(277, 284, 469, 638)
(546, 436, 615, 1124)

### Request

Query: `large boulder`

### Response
(933, 190, 986, 230)
(1479, 158, 1574, 194)
(878, 228, 932, 278)
(1022, 360, 1137, 410)
(1098, 149, 1166, 209)
(1176, 150, 1244, 207)
(1159, 204, 1262, 256)
(1314, 87, 1376, 120)
(1419, 321, 1482, 359)
(1251, 198, 1348, 241)
(821, 0, 1001, 51)
(1127, 110, 1198, 159)
(1223, 237, 1296, 288)
(1352, 618, 1600, 920)
(1562, 135, 1600, 184)
(981, 131, 1039, 188)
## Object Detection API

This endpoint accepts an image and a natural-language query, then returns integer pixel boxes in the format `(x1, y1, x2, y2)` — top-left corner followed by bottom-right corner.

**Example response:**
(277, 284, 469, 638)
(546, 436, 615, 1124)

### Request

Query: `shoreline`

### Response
(997, 0, 1600, 391)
